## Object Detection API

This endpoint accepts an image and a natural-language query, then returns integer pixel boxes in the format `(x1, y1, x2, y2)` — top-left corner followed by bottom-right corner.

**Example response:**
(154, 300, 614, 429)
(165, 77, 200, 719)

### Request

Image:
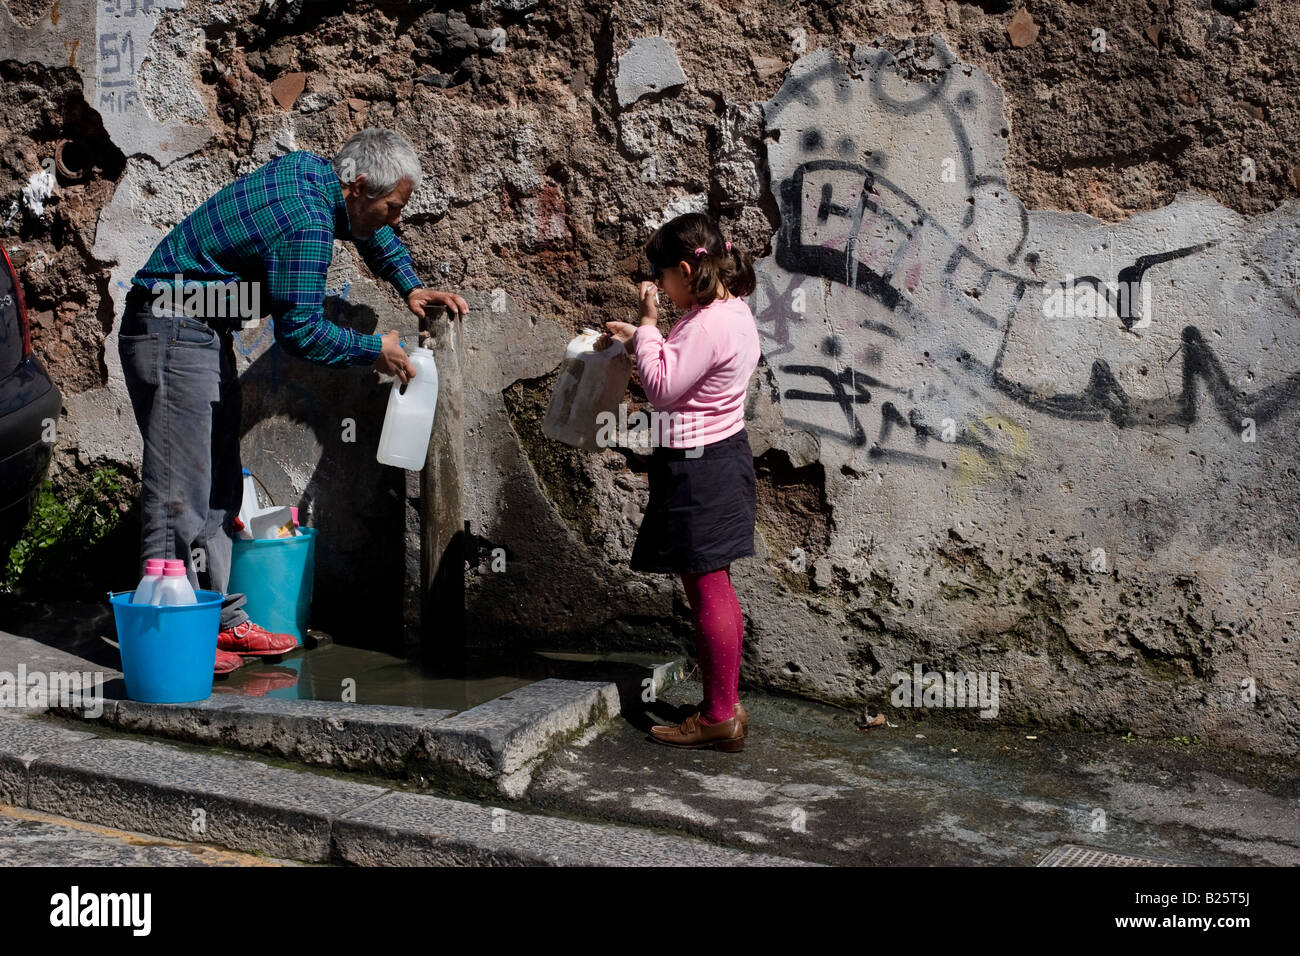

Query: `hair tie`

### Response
(725, 241, 732, 251)
(693, 246, 707, 257)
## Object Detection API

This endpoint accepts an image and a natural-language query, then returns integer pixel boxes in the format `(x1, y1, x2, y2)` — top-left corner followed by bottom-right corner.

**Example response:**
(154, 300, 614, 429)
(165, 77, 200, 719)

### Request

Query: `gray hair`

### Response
(333, 128, 422, 199)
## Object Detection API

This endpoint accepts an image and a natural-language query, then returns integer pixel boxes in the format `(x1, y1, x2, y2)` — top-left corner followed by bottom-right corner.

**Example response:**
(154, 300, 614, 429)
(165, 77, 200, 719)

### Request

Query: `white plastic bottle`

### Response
(131, 558, 166, 605)
(151, 559, 197, 605)
(236, 468, 259, 540)
(542, 328, 634, 450)
(377, 345, 439, 470)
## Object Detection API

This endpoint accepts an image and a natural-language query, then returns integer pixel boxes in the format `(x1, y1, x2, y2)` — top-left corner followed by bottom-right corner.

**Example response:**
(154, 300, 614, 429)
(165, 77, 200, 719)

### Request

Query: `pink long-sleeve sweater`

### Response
(631, 294, 761, 448)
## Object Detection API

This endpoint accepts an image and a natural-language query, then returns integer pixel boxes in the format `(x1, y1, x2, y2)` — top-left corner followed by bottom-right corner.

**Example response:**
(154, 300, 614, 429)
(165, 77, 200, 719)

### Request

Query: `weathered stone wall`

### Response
(3, 0, 1297, 756)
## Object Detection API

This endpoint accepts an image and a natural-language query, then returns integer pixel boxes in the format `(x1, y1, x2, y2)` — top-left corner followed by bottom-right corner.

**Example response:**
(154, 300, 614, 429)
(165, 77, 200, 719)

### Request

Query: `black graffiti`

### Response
(760, 48, 1300, 462)
(778, 363, 876, 446)
(1067, 244, 1213, 328)
(976, 326, 1300, 429)
(868, 402, 1022, 470)
(775, 160, 904, 311)
(770, 155, 1300, 435)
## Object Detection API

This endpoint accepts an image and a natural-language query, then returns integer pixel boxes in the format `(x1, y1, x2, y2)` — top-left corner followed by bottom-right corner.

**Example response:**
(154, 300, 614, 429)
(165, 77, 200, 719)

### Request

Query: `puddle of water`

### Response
(212, 640, 675, 711)
(213, 642, 534, 709)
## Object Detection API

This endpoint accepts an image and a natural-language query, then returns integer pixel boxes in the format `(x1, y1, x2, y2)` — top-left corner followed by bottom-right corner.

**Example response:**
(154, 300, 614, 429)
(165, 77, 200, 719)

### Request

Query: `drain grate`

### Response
(1038, 844, 1191, 867)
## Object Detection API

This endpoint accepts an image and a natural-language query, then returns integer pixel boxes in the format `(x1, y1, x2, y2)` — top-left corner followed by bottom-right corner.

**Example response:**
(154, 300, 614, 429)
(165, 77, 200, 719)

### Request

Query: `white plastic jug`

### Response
(131, 558, 166, 605)
(248, 505, 295, 539)
(542, 328, 633, 451)
(150, 559, 196, 606)
(377, 345, 439, 470)
(236, 469, 260, 540)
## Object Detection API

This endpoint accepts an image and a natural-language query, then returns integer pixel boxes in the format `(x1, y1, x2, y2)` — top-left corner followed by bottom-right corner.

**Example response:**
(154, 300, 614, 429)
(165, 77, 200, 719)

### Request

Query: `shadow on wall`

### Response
(235, 296, 407, 654)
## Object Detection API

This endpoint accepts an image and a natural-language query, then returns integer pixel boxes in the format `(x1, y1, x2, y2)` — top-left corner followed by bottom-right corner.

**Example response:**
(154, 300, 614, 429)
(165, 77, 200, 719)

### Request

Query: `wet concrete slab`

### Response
(0, 629, 122, 697)
(522, 679, 1300, 866)
(48, 678, 631, 798)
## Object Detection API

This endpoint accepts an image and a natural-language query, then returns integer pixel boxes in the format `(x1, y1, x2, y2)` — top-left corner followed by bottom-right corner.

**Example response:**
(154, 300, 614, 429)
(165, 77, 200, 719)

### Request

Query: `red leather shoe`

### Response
(217, 620, 298, 656)
(213, 649, 245, 675)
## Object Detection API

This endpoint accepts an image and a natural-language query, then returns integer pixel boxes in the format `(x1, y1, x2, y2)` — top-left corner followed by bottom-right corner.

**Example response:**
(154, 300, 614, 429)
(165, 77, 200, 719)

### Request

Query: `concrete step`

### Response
(50, 660, 686, 798)
(0, 624, 688, 798)
(0, 713, 817, 866)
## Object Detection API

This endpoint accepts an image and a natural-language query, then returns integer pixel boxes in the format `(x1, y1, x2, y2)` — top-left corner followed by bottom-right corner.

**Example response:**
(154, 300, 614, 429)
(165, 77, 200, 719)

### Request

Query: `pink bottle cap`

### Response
(145, 559, 165, 572)
(163, 564, 187, 577)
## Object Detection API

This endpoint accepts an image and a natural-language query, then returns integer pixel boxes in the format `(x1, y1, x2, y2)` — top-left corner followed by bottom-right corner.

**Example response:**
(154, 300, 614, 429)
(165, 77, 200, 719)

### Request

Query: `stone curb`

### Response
(0, 715, 818, 866)
(333, 791, 818, 866)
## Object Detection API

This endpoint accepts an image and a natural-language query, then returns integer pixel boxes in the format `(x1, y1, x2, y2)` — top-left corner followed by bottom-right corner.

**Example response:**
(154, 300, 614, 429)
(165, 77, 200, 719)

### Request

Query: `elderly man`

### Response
(118, 128, 467, 674)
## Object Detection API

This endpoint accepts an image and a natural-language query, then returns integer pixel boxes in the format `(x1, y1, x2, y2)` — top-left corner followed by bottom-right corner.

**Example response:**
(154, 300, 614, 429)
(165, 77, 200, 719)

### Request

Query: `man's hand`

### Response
(407, 288, 469, 320)
(374, 329, 414, 385)
(638, 281, 659, 324)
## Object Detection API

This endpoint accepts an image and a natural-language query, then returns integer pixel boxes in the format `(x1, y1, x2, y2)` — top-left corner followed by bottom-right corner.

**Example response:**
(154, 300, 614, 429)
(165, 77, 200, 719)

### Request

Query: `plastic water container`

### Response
(542, 328, 633, 450)
(228, 526, 317, 644)
(248, 505, 295, 539)
(151, 559, 196, 605)
(131, 558, 166, 605)
(237, 468, 260, 539)
(110, 589, 223, 703)
(377, 346, 438, 470)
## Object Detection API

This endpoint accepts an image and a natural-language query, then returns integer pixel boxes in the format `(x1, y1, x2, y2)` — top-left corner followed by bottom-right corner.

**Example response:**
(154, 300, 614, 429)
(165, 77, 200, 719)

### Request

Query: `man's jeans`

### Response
(118, 285, 248, 630)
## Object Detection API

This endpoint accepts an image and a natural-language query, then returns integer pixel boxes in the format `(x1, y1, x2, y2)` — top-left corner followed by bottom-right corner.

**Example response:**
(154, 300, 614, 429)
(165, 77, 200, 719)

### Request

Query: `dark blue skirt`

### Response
(630, 427, 757, 575)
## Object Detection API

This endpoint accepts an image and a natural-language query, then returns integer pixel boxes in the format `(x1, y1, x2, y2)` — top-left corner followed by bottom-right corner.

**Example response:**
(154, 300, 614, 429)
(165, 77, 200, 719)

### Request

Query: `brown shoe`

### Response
(686, 700, 749, 734)
(650, 712, 745, 752)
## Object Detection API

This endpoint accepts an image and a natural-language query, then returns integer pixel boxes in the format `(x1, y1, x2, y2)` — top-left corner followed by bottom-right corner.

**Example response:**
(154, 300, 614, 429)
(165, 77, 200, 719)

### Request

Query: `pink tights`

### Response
(680, 565, 744, 725)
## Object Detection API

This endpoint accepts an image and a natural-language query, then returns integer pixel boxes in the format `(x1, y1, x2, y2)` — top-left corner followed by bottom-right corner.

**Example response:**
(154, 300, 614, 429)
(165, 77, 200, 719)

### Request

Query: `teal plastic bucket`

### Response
(110, 589, 222, 703)
(227, 527, 317, 644)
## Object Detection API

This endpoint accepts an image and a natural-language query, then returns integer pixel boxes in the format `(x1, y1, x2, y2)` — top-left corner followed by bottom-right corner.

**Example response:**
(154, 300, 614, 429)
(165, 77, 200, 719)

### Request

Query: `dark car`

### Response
(0, 246, 61, 554)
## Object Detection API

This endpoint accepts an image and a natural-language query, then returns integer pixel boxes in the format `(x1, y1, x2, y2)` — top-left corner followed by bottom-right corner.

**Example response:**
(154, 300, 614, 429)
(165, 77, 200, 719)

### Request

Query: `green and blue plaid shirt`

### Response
(131, 150, 423, 367)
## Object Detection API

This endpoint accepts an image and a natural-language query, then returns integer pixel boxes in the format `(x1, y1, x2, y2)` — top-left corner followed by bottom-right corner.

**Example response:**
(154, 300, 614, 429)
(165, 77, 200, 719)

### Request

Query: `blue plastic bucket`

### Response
(227, 527, 317, 644)
(110, 589, 223, 703)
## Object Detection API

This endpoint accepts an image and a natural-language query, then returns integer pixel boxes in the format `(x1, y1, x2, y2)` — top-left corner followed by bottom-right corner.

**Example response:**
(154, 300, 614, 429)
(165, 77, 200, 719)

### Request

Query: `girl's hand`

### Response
(638, 281, 659, 323)
(603, 320, 637, 349)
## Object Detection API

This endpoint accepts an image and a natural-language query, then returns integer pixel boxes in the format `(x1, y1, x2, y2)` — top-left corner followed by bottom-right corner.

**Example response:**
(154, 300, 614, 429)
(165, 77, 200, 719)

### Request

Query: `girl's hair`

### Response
(645, 212, 756, 305)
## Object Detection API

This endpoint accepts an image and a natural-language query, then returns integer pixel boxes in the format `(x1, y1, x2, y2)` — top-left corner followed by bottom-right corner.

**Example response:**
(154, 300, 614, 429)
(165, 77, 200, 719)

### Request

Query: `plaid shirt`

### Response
(131, 150, 423, 367)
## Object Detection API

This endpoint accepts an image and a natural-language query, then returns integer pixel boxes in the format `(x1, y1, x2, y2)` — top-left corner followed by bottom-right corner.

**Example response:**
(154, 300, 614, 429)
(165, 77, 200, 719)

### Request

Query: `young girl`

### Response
(602, 212, 761, 753)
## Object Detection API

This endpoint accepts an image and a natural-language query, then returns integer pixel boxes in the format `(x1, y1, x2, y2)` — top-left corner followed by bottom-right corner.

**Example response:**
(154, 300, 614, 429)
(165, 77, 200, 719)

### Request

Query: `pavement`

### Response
(529, 677, 1300, 866)
(1, 617, 1297, 867)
